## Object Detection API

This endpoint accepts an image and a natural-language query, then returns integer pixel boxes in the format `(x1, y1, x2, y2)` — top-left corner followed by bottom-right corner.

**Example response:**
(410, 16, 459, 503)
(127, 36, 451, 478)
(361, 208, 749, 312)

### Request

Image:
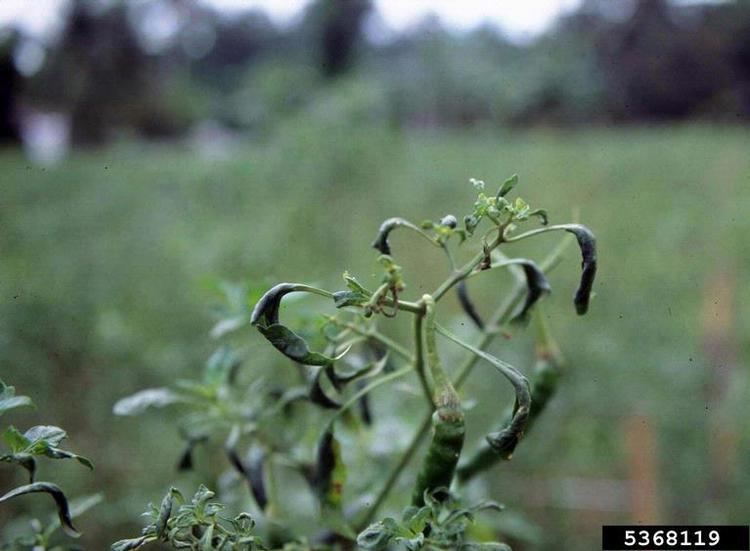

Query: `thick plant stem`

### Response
(410, 296, 465, 506)
(413, 312, 432, 405)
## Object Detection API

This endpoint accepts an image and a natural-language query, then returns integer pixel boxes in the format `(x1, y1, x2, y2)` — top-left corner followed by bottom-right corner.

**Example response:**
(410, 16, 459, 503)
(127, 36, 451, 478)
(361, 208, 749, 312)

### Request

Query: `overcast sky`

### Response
(0, 0, 585, 42)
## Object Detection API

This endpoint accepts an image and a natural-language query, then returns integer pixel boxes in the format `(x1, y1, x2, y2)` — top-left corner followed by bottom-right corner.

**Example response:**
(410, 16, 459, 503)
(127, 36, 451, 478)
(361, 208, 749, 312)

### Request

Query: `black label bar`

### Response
(602, 526, 749, 550)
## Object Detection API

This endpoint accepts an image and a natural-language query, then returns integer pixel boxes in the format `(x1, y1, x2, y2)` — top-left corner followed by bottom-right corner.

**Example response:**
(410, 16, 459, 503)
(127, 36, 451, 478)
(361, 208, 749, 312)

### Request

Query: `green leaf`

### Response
(0, 482, 79, 537)
(25, 425, 67, 448)
(0, 380, 34, 416)
(343, 271, 372, 297)
(497, 174, 518, 198)
(336, 270, 375, 307)
(3, 425, 31, 452)
(41, 446, 94, 470)
(113, 388, 183, 416)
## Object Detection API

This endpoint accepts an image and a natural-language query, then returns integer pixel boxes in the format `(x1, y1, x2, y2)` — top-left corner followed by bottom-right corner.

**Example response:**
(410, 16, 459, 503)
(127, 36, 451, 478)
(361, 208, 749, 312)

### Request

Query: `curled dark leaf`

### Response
(0, 452, 36, 482)
(314, 424, 346, 510)
(371, 217, 434, 255)
(0, 482, 79, 537)
(436, 326, 531, 462)
(176, 436, 207, 471)
(225, 442, 268, 511)
(485, 401, 532, 459)
(358, 389, 373, 425)
(247, 448, 268, 511)
(529, 208, 548, 225)
(456, 280, 484, 329)
(564, 225, 597, 315)
(511, 261, 551, 324)
(251, 284, 339, 366)
(309, 367, 342, 409)
(372, 218, 405, 255)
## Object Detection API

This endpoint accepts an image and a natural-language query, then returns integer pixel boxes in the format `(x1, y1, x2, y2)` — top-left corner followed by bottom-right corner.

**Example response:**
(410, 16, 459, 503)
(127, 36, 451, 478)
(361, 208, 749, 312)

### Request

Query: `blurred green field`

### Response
(1, 124, 749, 548)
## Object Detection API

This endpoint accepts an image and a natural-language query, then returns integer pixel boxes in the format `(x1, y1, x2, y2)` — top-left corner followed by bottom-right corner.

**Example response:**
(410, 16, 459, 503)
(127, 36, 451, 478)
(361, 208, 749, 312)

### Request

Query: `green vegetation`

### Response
(1, 124, 749, 548)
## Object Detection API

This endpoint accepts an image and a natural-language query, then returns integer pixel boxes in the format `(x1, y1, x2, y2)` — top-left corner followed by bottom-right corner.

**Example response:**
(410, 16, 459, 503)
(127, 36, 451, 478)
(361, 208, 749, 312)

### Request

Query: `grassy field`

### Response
(1, 124, 749, 548)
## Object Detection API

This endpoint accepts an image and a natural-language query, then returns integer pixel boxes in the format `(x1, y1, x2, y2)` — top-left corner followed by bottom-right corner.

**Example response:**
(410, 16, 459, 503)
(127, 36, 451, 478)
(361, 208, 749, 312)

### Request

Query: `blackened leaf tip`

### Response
(511, 260, 551, 323)
(250, 283, 298, 326)
(372, 218, 406, 255)
(564, 225, 597, 315)
(456, 280, 484, 329)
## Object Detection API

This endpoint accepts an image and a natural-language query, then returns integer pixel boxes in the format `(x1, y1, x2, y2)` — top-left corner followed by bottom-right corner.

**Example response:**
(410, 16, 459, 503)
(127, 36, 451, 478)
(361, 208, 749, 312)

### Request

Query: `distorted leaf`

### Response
(251, 284, 339, 366)
(177, 436, 208, 471)
(456, 280, 484, 329)
(528, 208, 548, 225)
(564, 225, 597, 315)
(371, 217, 434, 255)
(510, 261, 551, 324)
(225, 429, 268, 511)
(309, 367, 341, 409)
(0, 482, 79, 537)
(3, 425, 30, 451)
(314, 425, 347, 511)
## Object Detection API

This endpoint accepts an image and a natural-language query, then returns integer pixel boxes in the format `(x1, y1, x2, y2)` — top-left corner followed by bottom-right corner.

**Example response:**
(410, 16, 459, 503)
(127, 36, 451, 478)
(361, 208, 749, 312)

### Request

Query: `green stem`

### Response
(413, 312, 432, 405)
(503, 223, 580, 243)
(289, 284, 336, 299)
(422, 295, 456, 403)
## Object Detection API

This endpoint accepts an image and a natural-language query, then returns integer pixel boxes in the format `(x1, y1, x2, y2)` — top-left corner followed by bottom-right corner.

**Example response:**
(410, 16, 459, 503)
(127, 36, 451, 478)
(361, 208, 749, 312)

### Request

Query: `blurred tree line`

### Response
(0, 0, 749, 147)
